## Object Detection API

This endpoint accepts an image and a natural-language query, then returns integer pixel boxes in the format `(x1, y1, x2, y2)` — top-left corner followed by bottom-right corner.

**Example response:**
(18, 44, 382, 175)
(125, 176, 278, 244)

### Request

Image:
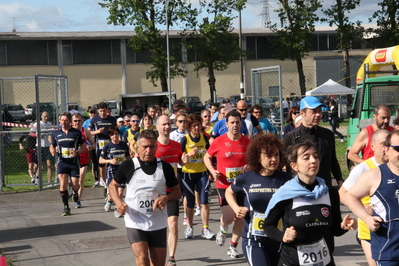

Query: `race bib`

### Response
(61, 147, 74, 158)
(134, 191, 161, 214)
(226, 167, 244, 183)
(190, 149, 205, 163)
(98, 139, 110, 150)
(297, 238, 330, 266)
(251, 212, 266, 237)
(114, 154, 125, 165)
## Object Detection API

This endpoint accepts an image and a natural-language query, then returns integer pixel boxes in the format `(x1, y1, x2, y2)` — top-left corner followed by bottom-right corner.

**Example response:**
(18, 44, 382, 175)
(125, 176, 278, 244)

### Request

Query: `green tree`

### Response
(99, 0, 197, 92)
(369, 0, 399, 48)
(269, 0, 322, 95)
(323, 0, 363, 88)
(183, 0, 245, 103)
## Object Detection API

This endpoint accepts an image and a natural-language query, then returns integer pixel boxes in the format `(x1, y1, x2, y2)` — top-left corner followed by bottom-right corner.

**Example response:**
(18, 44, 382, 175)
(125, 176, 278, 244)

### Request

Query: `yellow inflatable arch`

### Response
(356, 45, 399, 84)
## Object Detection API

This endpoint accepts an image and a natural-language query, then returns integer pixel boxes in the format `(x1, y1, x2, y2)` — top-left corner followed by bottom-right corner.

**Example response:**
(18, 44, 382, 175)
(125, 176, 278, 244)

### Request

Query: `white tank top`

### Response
(124, 158, 168, 231)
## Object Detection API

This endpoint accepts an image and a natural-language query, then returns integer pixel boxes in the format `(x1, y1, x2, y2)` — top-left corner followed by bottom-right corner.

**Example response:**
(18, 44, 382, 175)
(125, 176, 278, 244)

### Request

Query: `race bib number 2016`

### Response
(297, 238, 330, 266)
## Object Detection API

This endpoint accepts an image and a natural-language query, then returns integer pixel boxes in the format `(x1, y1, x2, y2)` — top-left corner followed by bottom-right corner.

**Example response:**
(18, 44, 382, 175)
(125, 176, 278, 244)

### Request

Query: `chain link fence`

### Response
(0, 75, 68, 191)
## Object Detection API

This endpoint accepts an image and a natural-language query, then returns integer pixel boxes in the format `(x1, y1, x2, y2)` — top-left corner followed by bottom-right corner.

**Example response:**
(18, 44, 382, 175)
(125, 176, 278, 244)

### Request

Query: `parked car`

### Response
(67, 102, 85, 116)
(179, 96, 202, 103)
(32, 102, 57, 125)
(204, 97, 230, 109)
(229, 95, 252, 107)
(186, 101, 205, 115)
(24, 103, 34, 121)
(3, 104, 26, 122)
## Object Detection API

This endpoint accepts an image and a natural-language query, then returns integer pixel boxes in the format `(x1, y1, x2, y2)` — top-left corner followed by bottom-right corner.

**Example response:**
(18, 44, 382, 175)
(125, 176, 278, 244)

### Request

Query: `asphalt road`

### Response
(0, 187, 367, 266)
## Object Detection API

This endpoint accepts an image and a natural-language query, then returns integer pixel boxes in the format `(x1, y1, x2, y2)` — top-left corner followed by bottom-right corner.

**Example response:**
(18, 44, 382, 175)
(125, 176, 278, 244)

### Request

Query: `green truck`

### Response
(346, 46, 399, 169)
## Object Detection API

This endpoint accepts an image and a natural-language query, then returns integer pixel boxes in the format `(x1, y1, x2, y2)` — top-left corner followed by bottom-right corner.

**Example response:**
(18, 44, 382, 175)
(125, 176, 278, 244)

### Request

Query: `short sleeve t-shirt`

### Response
(207, 134, 250, 189)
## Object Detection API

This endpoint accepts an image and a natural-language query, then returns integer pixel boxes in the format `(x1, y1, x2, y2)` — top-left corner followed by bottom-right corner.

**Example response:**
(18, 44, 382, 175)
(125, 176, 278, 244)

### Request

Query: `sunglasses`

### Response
(177, 120, 186, 123)
(118, 121, 124, 123)
(73, 120, 81, 122)
(390, 145, 399, 152)
(125, 120, 130, 122)
(132, 120, 140, 123)
(202, 115, 210, 118)
(294, 112, 300, 115)
(238, 108, 247, 112)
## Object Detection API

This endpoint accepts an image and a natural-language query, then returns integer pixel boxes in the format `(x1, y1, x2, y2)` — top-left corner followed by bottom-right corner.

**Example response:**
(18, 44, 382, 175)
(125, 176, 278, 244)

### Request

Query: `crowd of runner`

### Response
(21, 97, 399, 266)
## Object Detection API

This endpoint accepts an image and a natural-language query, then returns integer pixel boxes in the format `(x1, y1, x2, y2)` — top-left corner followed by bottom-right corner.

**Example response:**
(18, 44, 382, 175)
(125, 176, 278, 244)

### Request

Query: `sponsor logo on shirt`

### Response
(296, 210, 310, 217)
(305, 218, 329, 227)
(224, 142, 232, 147)
(387, 179, 396, 184)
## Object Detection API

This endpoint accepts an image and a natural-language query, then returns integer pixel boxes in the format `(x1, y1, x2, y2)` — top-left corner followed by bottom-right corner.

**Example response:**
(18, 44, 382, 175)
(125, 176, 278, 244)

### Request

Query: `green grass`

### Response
(1, 141, 96, 192)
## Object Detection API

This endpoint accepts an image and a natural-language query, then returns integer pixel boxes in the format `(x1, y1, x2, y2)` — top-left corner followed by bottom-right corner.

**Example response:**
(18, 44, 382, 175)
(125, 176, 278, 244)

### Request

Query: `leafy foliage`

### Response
(322, 0, 363, 87)
(369, 0, 399, 48)
(268, 0, 322, 95)
(182, 0, 245, 102)
(99, 0, 197, 91)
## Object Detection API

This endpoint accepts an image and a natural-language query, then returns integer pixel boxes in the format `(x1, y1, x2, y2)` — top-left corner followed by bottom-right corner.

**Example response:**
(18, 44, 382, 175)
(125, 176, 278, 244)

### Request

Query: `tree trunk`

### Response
(208, 64, 216, 103)
(296, 58, 306, 95)
(160, 75, 168, 92)
(343, 49, 351, 88)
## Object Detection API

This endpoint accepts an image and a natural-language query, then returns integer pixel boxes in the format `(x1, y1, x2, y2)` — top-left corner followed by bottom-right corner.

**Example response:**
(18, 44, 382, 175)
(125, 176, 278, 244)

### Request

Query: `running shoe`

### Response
(184, 226, 194, 239)
(182, 217, 188, 226)
(99, 180, 106, 187)
(114, 210, 123, 218)
(75, 201, 82, 208)
(227, 244, 240, 258)
(62, 206, 71, 216)
(201, 228, 215, 240)
(92, 180, 100, 187)
(194, 207, 201, 216)
(216, 231, 226, 246)
(31, 176, 36, 183)
(166, 258, 177, 266)
(104, 201, 112, 212)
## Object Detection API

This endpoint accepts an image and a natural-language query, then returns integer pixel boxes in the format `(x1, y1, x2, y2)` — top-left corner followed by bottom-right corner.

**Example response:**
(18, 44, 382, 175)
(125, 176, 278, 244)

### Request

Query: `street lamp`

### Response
(166, 0, 172, 111)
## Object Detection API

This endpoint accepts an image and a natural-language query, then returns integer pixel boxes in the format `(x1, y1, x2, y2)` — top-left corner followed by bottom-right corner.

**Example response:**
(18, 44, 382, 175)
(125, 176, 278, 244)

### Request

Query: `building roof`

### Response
(0, 24, 377, 40)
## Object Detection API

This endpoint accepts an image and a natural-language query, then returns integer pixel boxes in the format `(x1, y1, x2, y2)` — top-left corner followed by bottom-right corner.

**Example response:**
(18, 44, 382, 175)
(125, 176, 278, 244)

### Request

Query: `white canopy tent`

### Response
(305, 79, 356, 96)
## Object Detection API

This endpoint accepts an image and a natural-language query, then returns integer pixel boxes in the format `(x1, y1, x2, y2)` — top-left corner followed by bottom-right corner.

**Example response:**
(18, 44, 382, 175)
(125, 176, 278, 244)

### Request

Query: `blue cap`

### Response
(300, 96, 324, 111)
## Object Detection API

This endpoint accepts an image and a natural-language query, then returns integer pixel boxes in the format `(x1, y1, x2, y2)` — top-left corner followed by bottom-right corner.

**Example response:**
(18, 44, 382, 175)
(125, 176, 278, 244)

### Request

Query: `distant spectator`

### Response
(160, 102, 172, 117)
(132, 99, 144, 119)
(250, 104, 275, 134)
(69, 105, 79, 115)
(282, 106, 299, 136)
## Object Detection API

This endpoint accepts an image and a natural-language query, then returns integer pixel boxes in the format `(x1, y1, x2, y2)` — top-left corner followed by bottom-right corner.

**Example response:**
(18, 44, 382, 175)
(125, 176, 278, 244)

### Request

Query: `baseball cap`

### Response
(89, 107, 97, 113)
(300, 96, 325, 111)
(224, 103, 237, 113)
(117, 117, 124, 122)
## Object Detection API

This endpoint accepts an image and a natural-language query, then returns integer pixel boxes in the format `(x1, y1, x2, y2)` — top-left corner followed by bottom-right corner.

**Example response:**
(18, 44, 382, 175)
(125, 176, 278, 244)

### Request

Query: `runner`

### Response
(264, 141, 356, 266)
(155, 115, 189, 266)
(180, 113, 214, 240)
(88, 102, 117, 190)
(100, 126, 130, 217)
(72, 113, 95, 208)
(50, 112, 87, 216)
(225, 134, 291, 265)
(109, 130, 181, 266)
(204, 110, 250, 258)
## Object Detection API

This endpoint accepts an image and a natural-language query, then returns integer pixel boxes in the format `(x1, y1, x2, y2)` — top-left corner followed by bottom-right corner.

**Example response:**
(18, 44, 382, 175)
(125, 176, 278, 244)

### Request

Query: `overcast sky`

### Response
(0, 0, 379, 32)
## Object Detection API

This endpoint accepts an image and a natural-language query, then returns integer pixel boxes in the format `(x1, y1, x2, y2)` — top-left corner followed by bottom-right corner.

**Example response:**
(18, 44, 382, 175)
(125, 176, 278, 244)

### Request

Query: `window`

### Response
(1, 40, 57, 66)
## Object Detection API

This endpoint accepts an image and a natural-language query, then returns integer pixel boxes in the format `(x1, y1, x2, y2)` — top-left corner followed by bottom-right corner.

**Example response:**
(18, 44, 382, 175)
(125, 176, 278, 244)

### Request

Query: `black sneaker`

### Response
(62, 206, 71, 216)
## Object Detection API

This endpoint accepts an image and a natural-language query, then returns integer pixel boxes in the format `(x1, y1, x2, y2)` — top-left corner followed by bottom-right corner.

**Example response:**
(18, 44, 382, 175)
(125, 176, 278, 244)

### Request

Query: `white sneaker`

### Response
(104, 201, 112, 212)
(100, 180, 106, 187)
(227, 244, 240, 258)
(216, 231, 226, 246)
(31, 177, 36, 183)
(92, 180, 100, 187)
(340, 138, 346, 142)
(194, 207, 201, 216)
(185, 226, 194, 239)
(201, 228, 215, 240)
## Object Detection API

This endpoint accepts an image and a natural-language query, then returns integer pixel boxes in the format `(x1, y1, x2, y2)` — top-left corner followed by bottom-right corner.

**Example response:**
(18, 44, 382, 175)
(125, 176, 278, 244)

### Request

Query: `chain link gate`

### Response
(251, 66, 283, 136)
(0, 75, 68, 191)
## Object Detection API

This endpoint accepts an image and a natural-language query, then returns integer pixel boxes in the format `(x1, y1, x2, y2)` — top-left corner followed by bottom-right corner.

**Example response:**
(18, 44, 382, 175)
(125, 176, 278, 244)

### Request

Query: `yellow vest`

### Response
(182, 133, 207, 173)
